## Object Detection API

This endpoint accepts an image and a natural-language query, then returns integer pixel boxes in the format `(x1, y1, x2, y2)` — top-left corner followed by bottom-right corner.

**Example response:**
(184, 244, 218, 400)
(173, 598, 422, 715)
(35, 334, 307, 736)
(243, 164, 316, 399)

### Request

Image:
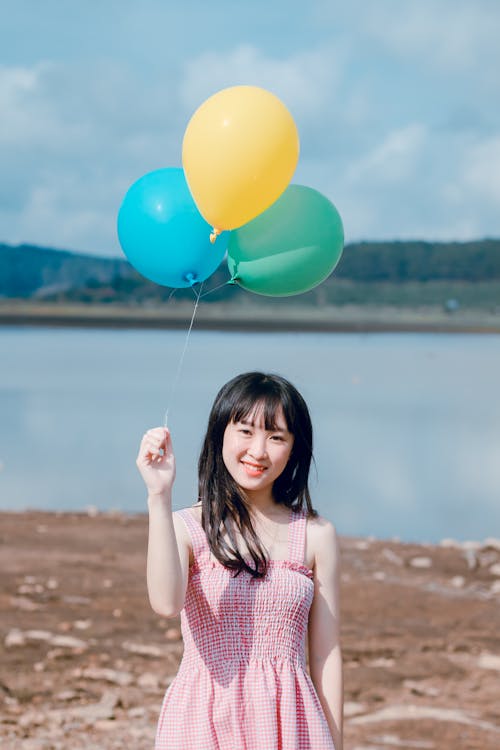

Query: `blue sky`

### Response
(1, 0, 499, 257)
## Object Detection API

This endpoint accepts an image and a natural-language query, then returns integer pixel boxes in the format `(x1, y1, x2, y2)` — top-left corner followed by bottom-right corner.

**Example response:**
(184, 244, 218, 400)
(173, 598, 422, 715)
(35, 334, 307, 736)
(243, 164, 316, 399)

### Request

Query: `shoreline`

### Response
(1, 301, 500, 333)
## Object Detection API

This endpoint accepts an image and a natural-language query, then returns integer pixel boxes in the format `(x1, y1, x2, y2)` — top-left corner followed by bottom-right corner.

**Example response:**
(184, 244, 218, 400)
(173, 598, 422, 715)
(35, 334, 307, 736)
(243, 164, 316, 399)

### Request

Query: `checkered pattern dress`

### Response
(154, 506, 336, 749)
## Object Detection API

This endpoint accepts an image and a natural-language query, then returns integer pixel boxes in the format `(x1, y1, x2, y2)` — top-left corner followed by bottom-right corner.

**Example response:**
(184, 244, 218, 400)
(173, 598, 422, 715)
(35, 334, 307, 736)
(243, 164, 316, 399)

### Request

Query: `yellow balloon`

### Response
(182, 85, 299, 234)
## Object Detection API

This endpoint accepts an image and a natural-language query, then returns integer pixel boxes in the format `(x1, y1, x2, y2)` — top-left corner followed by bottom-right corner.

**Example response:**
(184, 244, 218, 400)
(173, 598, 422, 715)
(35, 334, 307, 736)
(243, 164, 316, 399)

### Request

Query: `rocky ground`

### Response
(0, 510, 499, 750)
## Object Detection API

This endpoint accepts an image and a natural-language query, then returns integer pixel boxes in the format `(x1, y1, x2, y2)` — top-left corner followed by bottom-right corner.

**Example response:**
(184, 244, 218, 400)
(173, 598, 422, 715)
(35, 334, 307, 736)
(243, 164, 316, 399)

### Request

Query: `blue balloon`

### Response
(117, 168, 228, 287)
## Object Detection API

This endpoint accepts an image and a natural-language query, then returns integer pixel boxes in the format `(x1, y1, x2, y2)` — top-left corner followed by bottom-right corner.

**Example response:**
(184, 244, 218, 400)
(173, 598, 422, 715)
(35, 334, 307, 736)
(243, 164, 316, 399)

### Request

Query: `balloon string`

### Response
(199, 279, 234, 299)
(163, 282, 204, 428)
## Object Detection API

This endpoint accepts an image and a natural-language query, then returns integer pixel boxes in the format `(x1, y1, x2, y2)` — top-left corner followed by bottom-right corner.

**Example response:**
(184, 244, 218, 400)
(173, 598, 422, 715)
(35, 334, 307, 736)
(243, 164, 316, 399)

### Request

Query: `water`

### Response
(1, 327, 499, 544)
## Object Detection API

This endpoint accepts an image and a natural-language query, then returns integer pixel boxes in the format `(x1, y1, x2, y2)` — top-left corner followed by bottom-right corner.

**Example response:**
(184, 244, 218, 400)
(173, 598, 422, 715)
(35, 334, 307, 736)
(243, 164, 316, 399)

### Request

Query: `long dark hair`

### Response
(198, 372, 318, 578)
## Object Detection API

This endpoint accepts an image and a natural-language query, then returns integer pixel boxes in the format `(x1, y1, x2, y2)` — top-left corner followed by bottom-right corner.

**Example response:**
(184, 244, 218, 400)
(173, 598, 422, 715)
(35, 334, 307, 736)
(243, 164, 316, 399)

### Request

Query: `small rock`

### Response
(355, 540, 370, 550)
(137, 672, 160, 690)
(490, 580, 500, 595)
(10, 596, 42, 611)
(463, 548, 478, 570)
(165, 627, 181, 641)
(62, 595, 91, 605)
(409, 556, 432, 569)
(449, 576, 465, 588)
(461, 540, 482, 551)
(5, 629, 26, 647)
(382, 548, 404, 566)
(373, 571, 386, 581)
(477, 652, 500, 671)
(113, 608, 122, 618)
(33, 661, 45, 672)
(25, 629, 52, 641)
(403, 679, 440, 697)
(440, 538, 461, 549)
(46, 577, 59, 589)
(368, 657, 395, 667)
(50, 635, 87, 649)
(66, 689, 119, 721)
(47, 648, 66, 660)
(73, 619, 92, 630)
(482, 537, 500, 552)
(103, 578, 113, 588)
(18, 711, 46, 728)
(94, 719, 117, 731)
(344, 701, 366, 717)
(489, 563, 500, 577)
(81, 667, 134, 686)
(122, 641, 163, 657)
(128, 706, 147, 718)
(56, 690, 79, 701)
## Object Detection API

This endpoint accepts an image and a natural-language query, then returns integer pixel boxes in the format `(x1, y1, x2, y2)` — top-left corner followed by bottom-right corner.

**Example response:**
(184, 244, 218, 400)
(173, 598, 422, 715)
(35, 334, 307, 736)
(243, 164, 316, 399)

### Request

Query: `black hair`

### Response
(197, 372, 318, 578)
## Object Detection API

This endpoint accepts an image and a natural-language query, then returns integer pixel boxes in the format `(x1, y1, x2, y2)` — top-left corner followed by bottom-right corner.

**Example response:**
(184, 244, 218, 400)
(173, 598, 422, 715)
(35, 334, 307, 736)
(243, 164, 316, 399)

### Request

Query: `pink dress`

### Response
(154, 506, 336, 750)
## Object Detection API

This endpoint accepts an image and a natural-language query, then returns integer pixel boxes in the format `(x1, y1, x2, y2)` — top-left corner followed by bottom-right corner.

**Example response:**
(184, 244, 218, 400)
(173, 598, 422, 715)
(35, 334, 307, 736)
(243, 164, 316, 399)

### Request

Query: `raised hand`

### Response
(136, 427, 176, 498)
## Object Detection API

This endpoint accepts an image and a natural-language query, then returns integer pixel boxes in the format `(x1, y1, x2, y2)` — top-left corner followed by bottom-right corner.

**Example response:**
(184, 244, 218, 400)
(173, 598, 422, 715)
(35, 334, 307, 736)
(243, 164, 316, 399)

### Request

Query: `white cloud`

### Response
(461, 135, 500, 205)
(181, 43, 343, 125)
(0, 59, 186, 253)
(347, 124, 427, 185)
(320, 0, 500, 86)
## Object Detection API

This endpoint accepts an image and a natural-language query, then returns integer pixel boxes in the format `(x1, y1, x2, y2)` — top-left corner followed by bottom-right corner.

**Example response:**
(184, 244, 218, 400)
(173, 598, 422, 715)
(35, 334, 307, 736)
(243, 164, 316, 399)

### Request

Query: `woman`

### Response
(138, 371, 343, 749)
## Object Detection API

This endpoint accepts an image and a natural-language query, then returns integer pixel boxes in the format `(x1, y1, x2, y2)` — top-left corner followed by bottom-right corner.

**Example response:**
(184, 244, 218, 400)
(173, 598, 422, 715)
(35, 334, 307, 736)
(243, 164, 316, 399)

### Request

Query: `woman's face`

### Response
(222, 403, 294, 495)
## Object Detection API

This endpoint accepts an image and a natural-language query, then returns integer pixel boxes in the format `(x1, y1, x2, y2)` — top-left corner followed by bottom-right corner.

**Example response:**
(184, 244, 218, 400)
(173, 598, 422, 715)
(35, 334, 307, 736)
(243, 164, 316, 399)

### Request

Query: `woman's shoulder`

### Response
(172, 504, 201, 543)
(306, 512, 340, 547)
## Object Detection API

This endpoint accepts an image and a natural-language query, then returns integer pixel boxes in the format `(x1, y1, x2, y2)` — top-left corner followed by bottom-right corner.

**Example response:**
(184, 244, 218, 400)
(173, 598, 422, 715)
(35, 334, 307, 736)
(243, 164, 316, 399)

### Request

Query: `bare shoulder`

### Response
(172, 507, 196, 548)
(307, 514, 341, 568)
(307, 513, 339, 540)
(173, 504, 201, 565)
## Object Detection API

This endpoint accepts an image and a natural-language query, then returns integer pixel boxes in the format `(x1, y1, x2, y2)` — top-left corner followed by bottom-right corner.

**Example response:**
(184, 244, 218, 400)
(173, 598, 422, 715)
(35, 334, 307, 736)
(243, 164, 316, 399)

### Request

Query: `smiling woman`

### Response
(138, 371, 343, 749)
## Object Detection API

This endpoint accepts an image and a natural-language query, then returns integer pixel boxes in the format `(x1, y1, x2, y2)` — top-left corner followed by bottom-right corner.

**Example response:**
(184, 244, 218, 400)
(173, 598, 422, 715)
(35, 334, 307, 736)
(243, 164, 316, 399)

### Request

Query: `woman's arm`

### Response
(308, 519, 343, 750)
(137, 428, 189, 618)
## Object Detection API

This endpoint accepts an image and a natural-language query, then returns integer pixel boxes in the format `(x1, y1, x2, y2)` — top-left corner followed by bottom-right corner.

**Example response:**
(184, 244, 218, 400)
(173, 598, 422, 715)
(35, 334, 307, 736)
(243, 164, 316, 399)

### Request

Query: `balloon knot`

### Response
(210, 227, 222, 244)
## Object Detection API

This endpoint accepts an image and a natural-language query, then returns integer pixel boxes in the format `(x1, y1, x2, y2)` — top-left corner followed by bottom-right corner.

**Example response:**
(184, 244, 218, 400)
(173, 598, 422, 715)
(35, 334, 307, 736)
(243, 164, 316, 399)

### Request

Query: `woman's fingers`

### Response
(138, 428, 171, 463)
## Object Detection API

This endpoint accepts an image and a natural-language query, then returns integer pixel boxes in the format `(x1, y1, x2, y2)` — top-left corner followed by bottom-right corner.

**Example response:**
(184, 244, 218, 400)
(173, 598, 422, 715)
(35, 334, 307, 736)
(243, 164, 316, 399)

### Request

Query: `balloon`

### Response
(117, 168, 228, 287)
(182, 85, 299, 234)
(227, 185, 344, 297)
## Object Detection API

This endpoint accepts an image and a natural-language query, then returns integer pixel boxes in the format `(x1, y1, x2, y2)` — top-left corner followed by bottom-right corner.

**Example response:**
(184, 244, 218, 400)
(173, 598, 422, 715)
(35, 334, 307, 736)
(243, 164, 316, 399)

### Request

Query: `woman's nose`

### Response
(248, 435, 267, 459)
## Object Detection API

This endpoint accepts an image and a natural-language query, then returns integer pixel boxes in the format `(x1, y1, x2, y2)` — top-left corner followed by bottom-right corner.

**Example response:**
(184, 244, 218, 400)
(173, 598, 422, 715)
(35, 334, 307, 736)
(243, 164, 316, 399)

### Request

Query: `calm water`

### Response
(1, 327, 499, 543)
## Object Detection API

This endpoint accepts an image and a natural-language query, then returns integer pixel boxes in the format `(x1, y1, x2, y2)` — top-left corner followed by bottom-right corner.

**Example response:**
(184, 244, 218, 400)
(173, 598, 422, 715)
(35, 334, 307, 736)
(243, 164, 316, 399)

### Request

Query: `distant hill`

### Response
(1, 239, 499, 307)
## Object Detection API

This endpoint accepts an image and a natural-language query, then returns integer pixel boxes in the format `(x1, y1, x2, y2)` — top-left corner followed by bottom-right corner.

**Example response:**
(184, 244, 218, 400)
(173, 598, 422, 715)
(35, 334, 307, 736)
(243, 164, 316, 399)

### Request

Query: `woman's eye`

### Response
(271, 435, 284, 442)
(239, 429, 252, 435)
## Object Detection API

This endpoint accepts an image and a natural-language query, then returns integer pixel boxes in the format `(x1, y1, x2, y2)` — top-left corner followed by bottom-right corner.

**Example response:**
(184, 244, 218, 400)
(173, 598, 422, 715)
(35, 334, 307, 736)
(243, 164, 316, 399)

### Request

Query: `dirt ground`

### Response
(1, 510, 499, 750)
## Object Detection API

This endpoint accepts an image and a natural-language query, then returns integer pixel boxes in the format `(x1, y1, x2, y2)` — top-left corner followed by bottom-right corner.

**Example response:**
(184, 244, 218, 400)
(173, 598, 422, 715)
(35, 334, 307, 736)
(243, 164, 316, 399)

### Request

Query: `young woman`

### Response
(137, 372, 343, 749)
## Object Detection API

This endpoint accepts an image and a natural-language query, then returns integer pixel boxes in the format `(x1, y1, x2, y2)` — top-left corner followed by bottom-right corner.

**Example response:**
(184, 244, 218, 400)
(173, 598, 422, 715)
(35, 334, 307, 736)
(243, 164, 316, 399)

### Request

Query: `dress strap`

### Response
(176, 507, 211, 565)
(288, 507, 308, 566)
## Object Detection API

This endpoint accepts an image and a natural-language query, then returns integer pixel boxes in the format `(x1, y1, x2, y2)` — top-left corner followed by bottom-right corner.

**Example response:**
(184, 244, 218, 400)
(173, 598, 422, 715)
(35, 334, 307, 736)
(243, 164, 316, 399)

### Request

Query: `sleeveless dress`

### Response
(154, 506, 336, 750)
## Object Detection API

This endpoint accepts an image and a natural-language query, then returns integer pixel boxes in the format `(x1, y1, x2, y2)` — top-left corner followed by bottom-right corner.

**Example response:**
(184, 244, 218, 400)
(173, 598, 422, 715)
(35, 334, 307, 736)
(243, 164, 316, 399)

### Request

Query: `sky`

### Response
(1, 0, 499, 257)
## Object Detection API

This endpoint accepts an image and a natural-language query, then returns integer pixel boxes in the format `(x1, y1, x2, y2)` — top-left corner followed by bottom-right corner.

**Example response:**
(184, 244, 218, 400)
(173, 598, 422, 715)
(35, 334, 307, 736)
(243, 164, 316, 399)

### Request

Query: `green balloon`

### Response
(227, 184, 344, 297)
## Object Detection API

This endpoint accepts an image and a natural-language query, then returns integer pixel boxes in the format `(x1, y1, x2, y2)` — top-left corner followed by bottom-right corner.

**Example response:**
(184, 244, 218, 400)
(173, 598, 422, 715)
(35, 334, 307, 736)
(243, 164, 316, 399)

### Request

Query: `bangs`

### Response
(230, 391, 293, 433)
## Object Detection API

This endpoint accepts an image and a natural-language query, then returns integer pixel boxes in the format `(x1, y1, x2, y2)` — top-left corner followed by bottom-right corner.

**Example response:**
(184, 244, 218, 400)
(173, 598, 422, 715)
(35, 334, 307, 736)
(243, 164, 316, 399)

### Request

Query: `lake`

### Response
(1, 327, 499, 544)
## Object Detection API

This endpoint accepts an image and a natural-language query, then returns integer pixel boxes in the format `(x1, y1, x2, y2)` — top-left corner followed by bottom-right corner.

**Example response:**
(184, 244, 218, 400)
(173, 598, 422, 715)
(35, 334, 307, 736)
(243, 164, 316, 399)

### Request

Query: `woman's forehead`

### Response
(236, 401, 289, 430)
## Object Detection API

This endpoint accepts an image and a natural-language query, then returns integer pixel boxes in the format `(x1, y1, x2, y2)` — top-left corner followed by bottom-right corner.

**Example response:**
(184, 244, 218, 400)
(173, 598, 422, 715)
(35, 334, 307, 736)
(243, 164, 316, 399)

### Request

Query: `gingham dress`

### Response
(154, 506, 336, 749)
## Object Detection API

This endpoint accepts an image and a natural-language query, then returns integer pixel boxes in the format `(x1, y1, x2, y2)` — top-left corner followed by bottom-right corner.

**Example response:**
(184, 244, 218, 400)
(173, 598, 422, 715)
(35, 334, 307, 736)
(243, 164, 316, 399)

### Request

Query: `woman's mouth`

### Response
(241, 461, 267, 476)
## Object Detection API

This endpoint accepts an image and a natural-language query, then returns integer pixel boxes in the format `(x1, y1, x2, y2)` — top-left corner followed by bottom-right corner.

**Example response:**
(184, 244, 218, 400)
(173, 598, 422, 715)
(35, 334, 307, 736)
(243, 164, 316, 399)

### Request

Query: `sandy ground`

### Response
(1, 510, 499, 750)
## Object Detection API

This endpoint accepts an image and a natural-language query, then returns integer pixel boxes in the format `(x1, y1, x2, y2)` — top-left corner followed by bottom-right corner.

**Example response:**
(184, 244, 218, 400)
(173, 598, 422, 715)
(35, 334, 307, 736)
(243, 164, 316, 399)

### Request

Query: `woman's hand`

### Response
(136, 427, 176, 498)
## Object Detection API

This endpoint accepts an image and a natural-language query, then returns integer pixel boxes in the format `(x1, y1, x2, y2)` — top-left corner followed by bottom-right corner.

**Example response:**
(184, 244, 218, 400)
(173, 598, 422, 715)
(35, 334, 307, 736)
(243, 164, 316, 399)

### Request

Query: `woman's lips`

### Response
(241, 460, 267, 476)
